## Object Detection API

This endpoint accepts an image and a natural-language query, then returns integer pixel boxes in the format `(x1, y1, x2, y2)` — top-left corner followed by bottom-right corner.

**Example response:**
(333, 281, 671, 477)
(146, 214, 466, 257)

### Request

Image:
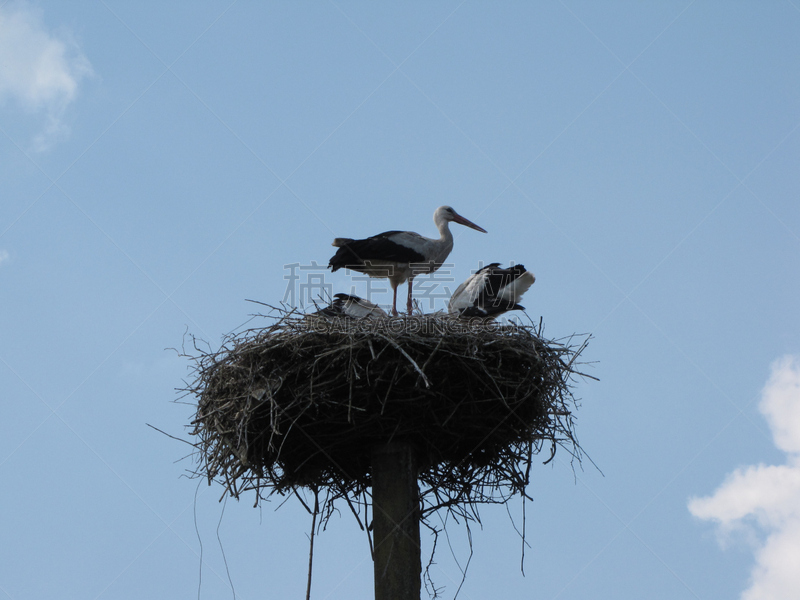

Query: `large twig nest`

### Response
(185, 310, 589, 514)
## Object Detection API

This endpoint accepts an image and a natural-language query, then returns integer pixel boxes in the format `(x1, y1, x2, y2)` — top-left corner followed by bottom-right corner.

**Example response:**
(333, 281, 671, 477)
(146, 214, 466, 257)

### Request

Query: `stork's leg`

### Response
(391, 284, 399, 317)
(406, 277, 414, 315)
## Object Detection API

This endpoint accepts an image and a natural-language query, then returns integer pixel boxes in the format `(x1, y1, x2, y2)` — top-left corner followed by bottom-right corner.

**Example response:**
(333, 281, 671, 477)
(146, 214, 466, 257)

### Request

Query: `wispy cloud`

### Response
(0, 2, 93, 151)
(0, 250, 9, 266)
(689, 356, 800, 600)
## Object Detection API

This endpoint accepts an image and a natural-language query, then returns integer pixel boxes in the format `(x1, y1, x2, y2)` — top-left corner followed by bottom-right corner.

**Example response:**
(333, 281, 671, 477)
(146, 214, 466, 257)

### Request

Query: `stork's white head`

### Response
(434, 206, 488, 233)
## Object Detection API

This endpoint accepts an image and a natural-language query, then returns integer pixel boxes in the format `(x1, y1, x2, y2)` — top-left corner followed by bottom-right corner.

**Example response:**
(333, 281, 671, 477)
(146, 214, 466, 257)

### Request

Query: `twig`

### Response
(374, 333, 431, 388)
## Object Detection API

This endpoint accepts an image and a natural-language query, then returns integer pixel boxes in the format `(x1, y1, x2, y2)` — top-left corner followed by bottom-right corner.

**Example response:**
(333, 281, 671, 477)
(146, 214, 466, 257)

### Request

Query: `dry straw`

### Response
(184, 308, 591, 528)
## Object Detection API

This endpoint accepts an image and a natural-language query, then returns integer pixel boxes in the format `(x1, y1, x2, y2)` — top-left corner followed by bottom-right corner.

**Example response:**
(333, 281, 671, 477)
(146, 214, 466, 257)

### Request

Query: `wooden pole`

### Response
(372, 442, 421, 600)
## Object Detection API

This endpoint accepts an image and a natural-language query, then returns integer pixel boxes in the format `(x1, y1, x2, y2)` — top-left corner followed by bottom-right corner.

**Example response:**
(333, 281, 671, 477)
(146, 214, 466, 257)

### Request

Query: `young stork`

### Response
(315, 293, 387, 319)
(328, 206, 487, 316)
(448, 263, 535, 319)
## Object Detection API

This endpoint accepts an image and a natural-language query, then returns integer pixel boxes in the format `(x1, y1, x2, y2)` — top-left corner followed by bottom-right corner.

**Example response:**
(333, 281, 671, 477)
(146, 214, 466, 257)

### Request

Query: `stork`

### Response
(315, 293, 387, 319)
(328, 206, 487, 316)
(448, 263, 535, 319)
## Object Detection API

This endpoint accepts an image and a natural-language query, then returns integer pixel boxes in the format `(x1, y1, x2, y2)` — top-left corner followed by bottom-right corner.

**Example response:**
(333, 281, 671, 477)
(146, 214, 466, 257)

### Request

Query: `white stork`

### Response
(315, 293, 387, 319)
(328, 206, 487, 316)
(448, 263, 535, 319)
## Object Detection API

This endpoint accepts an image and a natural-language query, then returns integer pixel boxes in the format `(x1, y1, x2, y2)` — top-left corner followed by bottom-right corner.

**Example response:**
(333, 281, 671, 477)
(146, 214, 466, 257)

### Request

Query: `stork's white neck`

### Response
(427, 215, 455, 266)
(434, 215, 454, 243)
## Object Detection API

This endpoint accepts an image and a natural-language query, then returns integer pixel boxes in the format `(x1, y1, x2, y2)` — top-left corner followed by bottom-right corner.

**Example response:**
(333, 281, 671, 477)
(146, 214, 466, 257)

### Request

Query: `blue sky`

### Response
(2, 1, 800, 599)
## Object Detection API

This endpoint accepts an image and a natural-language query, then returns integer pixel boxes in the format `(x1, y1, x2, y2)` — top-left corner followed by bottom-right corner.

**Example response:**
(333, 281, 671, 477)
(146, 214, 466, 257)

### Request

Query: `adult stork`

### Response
(448, 263, 535, 319)
(328, 206, 487, 316)
(315, 293, 387, 319)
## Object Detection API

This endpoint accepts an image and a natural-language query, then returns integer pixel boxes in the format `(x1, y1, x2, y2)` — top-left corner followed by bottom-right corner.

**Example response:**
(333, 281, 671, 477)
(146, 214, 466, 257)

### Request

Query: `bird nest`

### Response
(183, 309, 590, 521)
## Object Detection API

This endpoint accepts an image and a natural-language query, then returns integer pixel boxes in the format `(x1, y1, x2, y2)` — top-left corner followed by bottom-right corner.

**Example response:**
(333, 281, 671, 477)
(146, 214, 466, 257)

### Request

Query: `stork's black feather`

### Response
(315, 293, 386, 319)
(449, 263, 535, 318)
(328, 231, 426, 271)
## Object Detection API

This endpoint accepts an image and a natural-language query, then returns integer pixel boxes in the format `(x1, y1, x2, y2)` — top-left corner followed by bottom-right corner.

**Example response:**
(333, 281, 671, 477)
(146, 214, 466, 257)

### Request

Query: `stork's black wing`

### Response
(329, 231, 426, 271)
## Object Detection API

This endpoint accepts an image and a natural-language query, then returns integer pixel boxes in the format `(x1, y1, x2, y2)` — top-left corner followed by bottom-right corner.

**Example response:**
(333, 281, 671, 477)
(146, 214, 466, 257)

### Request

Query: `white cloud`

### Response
(0, 250, 9, 266)
(0, 2, 93, 151)
(689, 355, 800, 600)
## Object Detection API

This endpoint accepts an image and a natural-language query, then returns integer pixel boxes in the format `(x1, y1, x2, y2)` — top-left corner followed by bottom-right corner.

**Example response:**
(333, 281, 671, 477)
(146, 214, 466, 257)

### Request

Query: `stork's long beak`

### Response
(453, 212, 488, 234)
